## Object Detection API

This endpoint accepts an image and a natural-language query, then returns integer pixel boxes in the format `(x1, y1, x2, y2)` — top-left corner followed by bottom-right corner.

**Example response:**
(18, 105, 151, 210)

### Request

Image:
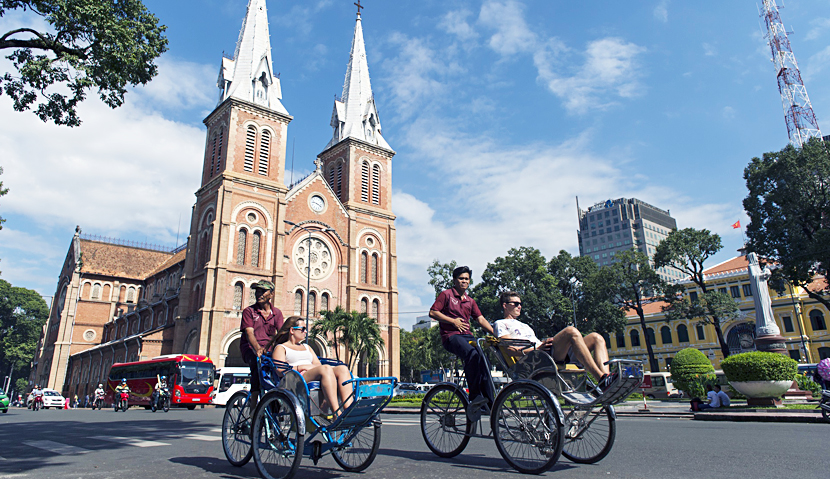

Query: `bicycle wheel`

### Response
(222, 392, 253, 467)
(561, 404, 615, 464)
(332, 422, 381, 472)
(491, 381, 564, 475)
(252, 392, 304, 479)
(821, 397, 829, 422)
(420, 384, 472, 458)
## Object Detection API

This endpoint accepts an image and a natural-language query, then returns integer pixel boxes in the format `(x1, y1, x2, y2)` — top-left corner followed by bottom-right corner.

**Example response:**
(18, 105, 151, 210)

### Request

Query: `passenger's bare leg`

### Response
(583, 333, 610, 376)
(333, 365, 353, 410)
(551, 327, 605, 380)
(302, 365, 340, 416)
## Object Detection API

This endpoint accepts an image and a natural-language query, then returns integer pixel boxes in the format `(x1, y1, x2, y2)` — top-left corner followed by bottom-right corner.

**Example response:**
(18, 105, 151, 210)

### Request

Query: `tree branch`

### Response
(0, 28, 88, 59)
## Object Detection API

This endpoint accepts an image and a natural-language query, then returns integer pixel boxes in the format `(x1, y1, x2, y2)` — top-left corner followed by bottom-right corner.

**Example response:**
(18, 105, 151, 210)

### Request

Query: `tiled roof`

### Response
(624, 300, 669, 318)
(702, 255, 749, 276)
(80, 240, 174, 280)
(148, 248, 187, 277)
(807, 275, 829, 294)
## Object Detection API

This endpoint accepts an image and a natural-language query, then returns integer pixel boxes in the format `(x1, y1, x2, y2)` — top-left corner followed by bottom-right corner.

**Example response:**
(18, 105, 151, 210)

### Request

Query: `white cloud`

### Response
(478, 0, 538, 57)
(654, 1, 669, 23)
(381, 33, 454, 119)
(722, 106, 736, 119)
(131, 56, 216, 113)
(271, 0, 334, 36)
(804, 45, 830, 81)
(703, 42, 717, 57)
(805, 17, 830, 41)
(438, 9, 479, 43)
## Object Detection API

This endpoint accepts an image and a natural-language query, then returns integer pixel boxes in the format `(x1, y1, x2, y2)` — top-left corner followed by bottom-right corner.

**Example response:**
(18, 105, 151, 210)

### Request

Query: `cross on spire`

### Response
(354, 0, 363, 17)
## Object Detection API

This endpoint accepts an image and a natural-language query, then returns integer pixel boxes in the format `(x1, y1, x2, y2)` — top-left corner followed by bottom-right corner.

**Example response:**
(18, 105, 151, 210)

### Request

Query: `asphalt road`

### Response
(0, 405, 826, 479)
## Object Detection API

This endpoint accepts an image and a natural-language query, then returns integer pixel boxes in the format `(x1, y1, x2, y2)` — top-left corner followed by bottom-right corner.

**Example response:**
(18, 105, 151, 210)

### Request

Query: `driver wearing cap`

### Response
(240, 279, 284, 412)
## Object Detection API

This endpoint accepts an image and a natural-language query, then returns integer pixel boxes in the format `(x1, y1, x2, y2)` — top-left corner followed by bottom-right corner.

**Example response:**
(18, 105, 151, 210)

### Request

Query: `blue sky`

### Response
(1, 0, 829, 330)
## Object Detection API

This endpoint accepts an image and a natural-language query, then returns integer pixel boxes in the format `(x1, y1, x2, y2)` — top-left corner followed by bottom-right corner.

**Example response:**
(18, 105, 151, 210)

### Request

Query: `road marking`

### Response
(90, 436, 170, 448)
(182, 434, 221, 442)
(23, 440, 90, 456)
(208, 428, 222, 433)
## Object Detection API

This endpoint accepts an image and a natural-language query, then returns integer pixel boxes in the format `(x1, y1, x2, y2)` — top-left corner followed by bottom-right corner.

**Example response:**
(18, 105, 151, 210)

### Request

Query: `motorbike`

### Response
(32, 395, 43, 412)
(151, 387, 170, 413)
(114, 391, 130, 412)
(820, 390, 830, 423)
(93, 394, 105, 410)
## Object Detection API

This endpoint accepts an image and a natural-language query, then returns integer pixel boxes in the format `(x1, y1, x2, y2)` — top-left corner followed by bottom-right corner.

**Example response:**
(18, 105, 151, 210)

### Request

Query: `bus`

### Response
(107, 355, 215, 409)
(211, 367, 251, 406)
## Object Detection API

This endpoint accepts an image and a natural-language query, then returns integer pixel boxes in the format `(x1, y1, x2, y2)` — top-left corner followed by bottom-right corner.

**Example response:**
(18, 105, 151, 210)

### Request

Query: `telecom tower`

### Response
(761, 0, 822, 147)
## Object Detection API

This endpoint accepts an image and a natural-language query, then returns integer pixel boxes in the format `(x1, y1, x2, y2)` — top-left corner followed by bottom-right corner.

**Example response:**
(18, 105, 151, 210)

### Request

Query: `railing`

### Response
(81, 233, 186, 254)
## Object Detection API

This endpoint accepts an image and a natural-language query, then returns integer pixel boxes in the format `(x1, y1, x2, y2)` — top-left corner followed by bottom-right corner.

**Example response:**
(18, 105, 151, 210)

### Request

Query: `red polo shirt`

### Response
(239, 304, 284, 360)
(431, 288, 483, 343)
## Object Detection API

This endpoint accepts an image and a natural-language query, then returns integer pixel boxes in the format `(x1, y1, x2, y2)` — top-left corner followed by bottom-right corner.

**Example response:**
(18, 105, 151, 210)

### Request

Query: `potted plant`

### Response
(669, 348, 716, 399)
(721, 352, 797, 406)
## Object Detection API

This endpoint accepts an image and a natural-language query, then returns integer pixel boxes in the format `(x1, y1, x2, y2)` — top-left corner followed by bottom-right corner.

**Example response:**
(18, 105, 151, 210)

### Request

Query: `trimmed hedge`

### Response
(721, 351, 797, 382)
(669, 348, 715, 398)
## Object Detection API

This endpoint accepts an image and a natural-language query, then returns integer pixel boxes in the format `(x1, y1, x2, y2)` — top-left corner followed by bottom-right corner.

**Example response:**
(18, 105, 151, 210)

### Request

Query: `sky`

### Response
(1, 0, 829, 330)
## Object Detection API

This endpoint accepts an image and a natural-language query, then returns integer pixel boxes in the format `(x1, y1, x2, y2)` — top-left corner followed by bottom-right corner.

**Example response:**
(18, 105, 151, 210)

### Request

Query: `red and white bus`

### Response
(107, 355, 215, 409)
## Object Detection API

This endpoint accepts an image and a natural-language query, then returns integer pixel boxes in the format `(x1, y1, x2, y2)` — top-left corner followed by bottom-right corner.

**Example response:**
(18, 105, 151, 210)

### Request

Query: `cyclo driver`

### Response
(152, 375, 169, 409)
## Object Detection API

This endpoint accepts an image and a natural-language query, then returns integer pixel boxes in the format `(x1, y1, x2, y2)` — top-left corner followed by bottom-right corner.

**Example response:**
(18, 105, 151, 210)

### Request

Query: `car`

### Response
(0, 389, 9, 413)
(40, 389, 65, 409)
(393, 382, 431, 396)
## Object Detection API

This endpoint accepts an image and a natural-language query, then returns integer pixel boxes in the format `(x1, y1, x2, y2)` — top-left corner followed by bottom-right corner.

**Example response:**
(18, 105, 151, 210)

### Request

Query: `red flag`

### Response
(732, 221, 741, 229)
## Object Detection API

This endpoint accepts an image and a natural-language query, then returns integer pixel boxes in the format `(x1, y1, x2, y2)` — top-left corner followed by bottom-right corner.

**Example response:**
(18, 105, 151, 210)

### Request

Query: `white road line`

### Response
(90, 436, 170, 448)
(182, 434, 221, 442)
(208, 428, 222, 433)
(23, 440, 90, 456)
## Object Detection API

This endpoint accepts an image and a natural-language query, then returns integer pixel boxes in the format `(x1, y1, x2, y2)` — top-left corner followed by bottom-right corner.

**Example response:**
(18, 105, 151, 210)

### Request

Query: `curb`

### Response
(693, 412, 825, 424)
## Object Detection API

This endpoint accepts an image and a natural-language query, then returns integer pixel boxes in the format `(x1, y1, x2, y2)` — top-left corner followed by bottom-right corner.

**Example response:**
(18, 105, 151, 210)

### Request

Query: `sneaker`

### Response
(466, 395, 488, 421)
(594, 372, 618, 396)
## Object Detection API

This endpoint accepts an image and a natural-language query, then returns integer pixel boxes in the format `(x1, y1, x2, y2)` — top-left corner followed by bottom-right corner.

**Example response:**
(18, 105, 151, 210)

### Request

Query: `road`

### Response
(0, 406, 826, 478)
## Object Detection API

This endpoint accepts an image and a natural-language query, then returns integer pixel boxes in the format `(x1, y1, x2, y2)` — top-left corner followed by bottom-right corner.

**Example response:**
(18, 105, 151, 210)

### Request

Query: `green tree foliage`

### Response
(654, 228, 736, 358)
(0, 279, 48, 391)
(399, 327, 453, 382)
(743, 137, 830, 311)
(669, 347, 715, 398)
(426, 259, 458, 297)
(604, 249, 668, 372)
(0, 0, 168, 126)
(310, 306, 384, 371)
(721, 351, 797, 382)
(311, 306, 349, 362)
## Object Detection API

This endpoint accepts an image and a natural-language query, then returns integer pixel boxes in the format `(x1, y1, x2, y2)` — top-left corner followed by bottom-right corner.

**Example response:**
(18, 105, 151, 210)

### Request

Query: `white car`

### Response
(41, 389, 65, 409)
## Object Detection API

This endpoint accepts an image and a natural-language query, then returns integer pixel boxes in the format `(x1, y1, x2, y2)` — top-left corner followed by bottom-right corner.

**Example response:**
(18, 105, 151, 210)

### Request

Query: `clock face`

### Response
(310, 195, 325, 212)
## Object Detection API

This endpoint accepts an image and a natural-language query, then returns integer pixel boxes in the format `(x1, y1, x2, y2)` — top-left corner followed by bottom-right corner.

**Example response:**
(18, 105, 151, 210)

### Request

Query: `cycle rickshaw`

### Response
(222, 355, 397, 479)
(420, 336, 644, 474)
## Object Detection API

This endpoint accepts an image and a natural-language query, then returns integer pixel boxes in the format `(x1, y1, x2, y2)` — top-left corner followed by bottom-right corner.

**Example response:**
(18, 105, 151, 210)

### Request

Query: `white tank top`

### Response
(279, 343, 314, 368)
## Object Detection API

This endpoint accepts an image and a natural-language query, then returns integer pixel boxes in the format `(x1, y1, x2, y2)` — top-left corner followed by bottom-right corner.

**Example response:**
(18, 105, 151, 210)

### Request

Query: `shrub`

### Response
(794, 373, 820, 397)
(669, 348, 715, 398)
(721, 351, 797, 382)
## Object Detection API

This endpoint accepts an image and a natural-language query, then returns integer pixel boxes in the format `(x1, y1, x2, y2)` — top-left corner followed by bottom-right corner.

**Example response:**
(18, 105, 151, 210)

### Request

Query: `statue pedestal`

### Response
(754, 334, 788, 355)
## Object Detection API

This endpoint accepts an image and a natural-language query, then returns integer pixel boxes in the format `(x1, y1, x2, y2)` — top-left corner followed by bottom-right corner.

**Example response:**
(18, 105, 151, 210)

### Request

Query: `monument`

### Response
(747, 252, 787, 354)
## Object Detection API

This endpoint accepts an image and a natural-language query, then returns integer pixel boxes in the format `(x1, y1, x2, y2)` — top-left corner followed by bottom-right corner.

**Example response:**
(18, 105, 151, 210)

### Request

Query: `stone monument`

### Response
(747, 252, 787, 354)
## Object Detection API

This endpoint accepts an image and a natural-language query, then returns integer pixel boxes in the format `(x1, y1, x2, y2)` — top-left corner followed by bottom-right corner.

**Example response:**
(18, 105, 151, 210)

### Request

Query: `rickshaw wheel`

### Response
(560, 404, 616, 464)
(332, 421, 382, 472)
(420, 384, 472, 458)
(252, 391, 304, 479)
(222, 391, 253, 467)
(491, 381, 564, 474)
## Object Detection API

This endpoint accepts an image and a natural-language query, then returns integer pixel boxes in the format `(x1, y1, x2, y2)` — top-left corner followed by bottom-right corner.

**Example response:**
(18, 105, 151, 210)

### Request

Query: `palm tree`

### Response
(343, 311, 384, 372)
(310, 306, 350, 362)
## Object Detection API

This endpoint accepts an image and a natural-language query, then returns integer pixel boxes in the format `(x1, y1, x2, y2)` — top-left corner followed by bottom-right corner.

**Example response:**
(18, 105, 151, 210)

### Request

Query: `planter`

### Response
(729, 380, 792, 399)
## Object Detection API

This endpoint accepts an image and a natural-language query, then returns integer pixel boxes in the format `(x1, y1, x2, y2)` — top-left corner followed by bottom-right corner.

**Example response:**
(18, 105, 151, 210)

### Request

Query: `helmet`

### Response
(121, 378, 127, 384)
(98, 384, 103, 388)
(161, 376, 166, 380)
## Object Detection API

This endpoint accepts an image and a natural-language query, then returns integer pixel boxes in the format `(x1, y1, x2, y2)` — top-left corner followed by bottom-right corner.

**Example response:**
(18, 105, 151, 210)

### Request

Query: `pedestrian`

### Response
(84, 394, 90, 408)
(73, 394, 78, 408)
(696, 384, 721, 410)
(714, 384, 730, 408)
(239, 279, 284, 414)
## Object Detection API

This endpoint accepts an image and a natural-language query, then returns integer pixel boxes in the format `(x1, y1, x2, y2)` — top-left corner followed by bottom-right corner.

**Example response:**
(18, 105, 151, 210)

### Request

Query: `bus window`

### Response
(179, 362, 215, 394)
(652, 376, 665, 387)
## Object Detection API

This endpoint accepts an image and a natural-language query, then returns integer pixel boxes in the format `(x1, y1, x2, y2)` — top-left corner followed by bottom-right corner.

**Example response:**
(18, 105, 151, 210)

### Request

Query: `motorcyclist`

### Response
(93, 384, 105, 407)
(152, 375, 168, 409)
(114, 379, 130, 406)
(31, 385, 44, 409)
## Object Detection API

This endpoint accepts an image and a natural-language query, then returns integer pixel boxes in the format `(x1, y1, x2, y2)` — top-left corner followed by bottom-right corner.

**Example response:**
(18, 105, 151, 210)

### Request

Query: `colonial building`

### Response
(607, 254, 830, 371)
(30, 0, 399, 398)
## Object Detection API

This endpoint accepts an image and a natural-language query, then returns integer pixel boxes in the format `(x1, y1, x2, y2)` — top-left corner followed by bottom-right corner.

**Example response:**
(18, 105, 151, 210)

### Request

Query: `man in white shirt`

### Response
(714, 384, 730, 407)
(698, 384, 721, 410)
(494, 291, 616, 392)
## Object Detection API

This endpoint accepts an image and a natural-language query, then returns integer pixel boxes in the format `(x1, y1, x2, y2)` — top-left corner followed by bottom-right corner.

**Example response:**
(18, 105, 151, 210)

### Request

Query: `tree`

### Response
(310, 306, 349, 362)
(743, 137, 830, 311)
(0, 0, 168, 126)
(310, 307, 384, 372)
(0, 279, 48, 393)
(399, 327, 453, 382)
(604, 249, 668, 372)
(653, 228, 737, 358)
(426, 259, 458, 297)
(0, 166, 6, 230)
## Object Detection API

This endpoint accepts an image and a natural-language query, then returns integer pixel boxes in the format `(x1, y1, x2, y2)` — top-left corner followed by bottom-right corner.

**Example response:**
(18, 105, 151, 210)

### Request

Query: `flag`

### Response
(732, 221, 741, 229)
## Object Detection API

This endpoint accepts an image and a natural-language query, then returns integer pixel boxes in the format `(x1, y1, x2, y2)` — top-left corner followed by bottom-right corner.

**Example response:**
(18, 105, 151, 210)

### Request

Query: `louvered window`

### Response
(360, 252, 368, 283)
(251, 232, 261, 268)
(294, 291, 303, 315)
(237, 229, 247, 265)
(372, 164, 380, 204)
(361, 161, 369, 202)
(244, 126, 256, 172)
(329, 166, 335, 190)
(258, 130, 270, 175)
(215, 128, 224, 174)
(371, 253, 378, 285)
(209, 135, 217, 177)
(337, 163, 343, 199)
(233, 283, 243, 310)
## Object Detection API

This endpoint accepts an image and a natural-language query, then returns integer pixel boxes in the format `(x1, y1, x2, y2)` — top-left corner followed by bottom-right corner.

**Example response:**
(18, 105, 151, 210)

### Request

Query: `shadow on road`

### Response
(379, 446, 578, 474)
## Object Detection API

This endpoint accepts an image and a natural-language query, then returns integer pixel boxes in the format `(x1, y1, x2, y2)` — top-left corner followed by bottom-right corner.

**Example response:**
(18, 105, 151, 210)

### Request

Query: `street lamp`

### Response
(284, 220, 334, 323)
(569, 276, 581, 327)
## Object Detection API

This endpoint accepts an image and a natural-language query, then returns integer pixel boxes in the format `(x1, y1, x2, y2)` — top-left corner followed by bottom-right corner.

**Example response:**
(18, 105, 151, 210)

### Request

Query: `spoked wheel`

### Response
(821, 398, 829, 423)
(561, 404, 616, 464)
(420, 384, 472, 458)
(491, 381, 564, 475)
(162, 396, 170, 413)
(222, 392, 253, 467)
(252, 392, 304, 479)
(332, 422, 382, 472)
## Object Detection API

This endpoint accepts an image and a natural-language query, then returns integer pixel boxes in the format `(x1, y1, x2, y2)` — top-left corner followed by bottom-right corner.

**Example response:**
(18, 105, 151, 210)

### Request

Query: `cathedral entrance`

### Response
(225, 338, 246, 367)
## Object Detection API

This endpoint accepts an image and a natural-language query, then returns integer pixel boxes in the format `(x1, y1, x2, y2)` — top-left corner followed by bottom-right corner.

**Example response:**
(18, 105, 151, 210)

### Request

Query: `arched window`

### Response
(82, 283, 91, 299)
(119, 285, 126, 303)
(215, 127, 224, 174)
(258, 130, 270, 175)
(144, 314, 152, 331)
(328, 165, 336, 192)
(103, 284, 111, 301)
(294, 291, 303, 316)
(209, 133, 217, 177)
(660, 326, 673, 344)
(646, 328, 656, 345)
(236, 229, 247, 265)
(371, 164, 380, 204)
(92, 283, 102, 300)
(371, 299, 379, 319)
(244, 125, 256, 172)
(630, 329, 641, 347)
(371, 253, 378, 285)
(360, 298, 368, 314)
(336, 162, 343, 199)
(360, 252, 368, 283)
(158, 309, 166, 327)
(233, 283, 243, 310)
(308, 291, 316, 317)
(677, 324, 689, 343)
(321, 293, 329, 313)
(251, 232, 261, 268)
(248, 287, 256, 306)
(810, 310, 827, 331)
(615, 331, 625, 349)
(127, 286, 136, 303)
(361, 161, 369, 202)
(696, 324, 705, 340)
(193, 285, 201, 314)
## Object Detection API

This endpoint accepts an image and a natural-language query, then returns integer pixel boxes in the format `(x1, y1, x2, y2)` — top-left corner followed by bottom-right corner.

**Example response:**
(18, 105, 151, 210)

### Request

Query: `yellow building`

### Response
(608, 254, 830, 371)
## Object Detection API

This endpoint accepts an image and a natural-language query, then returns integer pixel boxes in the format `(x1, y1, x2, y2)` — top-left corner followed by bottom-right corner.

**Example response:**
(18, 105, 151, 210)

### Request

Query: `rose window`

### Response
(293, 237, 333, 280)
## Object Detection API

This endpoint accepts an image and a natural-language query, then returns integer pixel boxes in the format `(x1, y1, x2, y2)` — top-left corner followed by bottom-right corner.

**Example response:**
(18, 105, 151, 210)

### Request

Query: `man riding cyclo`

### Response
(239, 280, 284, 413)
(152, 375, 169, 409)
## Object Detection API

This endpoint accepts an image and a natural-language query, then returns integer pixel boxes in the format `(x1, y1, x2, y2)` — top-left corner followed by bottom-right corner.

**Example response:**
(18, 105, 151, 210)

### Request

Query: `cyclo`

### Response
(222, 355, 397, 479)
(420, 336, 644, 474)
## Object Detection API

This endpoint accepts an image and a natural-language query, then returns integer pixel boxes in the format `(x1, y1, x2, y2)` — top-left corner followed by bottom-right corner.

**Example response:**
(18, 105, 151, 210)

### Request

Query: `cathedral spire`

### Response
(218, 0, 288, 115)
(326, 10, 391, 151)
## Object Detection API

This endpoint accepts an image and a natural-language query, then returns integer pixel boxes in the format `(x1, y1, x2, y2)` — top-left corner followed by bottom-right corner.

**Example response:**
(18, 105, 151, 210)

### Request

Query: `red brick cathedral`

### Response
(31, 0, 399, 397)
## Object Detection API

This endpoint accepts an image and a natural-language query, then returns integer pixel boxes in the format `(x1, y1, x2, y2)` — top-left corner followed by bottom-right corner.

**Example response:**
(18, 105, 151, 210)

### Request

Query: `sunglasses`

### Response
(505, 301, 522, 306)
(291, 326, 307, 332)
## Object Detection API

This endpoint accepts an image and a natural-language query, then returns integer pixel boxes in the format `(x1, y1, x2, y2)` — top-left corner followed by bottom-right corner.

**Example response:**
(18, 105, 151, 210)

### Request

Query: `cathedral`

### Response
(30, 0, 400, 397)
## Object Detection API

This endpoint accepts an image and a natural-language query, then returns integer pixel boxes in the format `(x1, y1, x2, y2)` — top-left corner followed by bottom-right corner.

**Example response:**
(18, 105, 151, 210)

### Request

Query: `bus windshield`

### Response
(179, 362, 214, 394)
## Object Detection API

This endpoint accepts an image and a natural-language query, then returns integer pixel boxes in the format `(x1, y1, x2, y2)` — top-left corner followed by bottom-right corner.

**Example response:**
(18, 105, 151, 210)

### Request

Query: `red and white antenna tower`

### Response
(761, 0, 822, 147)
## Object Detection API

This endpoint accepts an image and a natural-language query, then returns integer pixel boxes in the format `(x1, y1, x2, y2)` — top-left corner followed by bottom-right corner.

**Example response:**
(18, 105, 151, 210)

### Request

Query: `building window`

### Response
(92, 283, 102, 300)
(660, 326, 673, 345)
(371, 299, 379, 319)
(696, 324, 705, 341)
(321, 293, 329, 313)
(646, 328, 656, 345)
(360, 252, 368, 283)
(730, 285, 741, 298)
(819, 347, 830, 360)
(215, 128, 224, 174)
(718, 287, 727, 295)
(308, 291, 317, 317)
(689, 291, 698, 302)
(328, 165, 336, 193)
(371, 164, 380, 205)
(810, 310, 827, 331)
(237, 229, 247, 265)
(742, 284, 753, 297)
(788, 349, 801, 361)
(615, 331, 625, 349)
(294, 291, 303, 316)
(336, 162, 343, 199)
(251, 232, 261, 268)
(361, 161, 369, 202)
(127, 286, 136, 303)
(677, 324, 689, 343)
(360, 298, 368, 314)
(782, 316, 794, 333)
(244, 125, 256, 172)
(233, 283, 243, 310)
(371, 253, 378, 285)
(258, 130, 270, 175)
(630, 330, 640, 347)
(209, 133, 217, 177)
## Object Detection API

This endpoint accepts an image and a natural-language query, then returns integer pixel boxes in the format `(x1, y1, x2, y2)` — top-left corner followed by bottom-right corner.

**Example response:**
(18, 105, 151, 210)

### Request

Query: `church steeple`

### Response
(218, 0, 288, 115)
(326, 10, 390, 151)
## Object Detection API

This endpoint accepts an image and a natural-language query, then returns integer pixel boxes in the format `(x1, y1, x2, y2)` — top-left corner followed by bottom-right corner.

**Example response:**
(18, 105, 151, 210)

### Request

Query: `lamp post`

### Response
(569, 276, 581, 328)
(284, 220, 334, 323)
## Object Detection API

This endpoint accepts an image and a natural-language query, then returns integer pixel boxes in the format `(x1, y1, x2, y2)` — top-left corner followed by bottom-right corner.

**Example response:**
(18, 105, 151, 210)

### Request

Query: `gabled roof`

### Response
(79, 240, 173, 280)
(702, 255, 749, 276)
(624, 300, 669, 318)
(147, 248, 187, 278)
(286, 167, 350, 219)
